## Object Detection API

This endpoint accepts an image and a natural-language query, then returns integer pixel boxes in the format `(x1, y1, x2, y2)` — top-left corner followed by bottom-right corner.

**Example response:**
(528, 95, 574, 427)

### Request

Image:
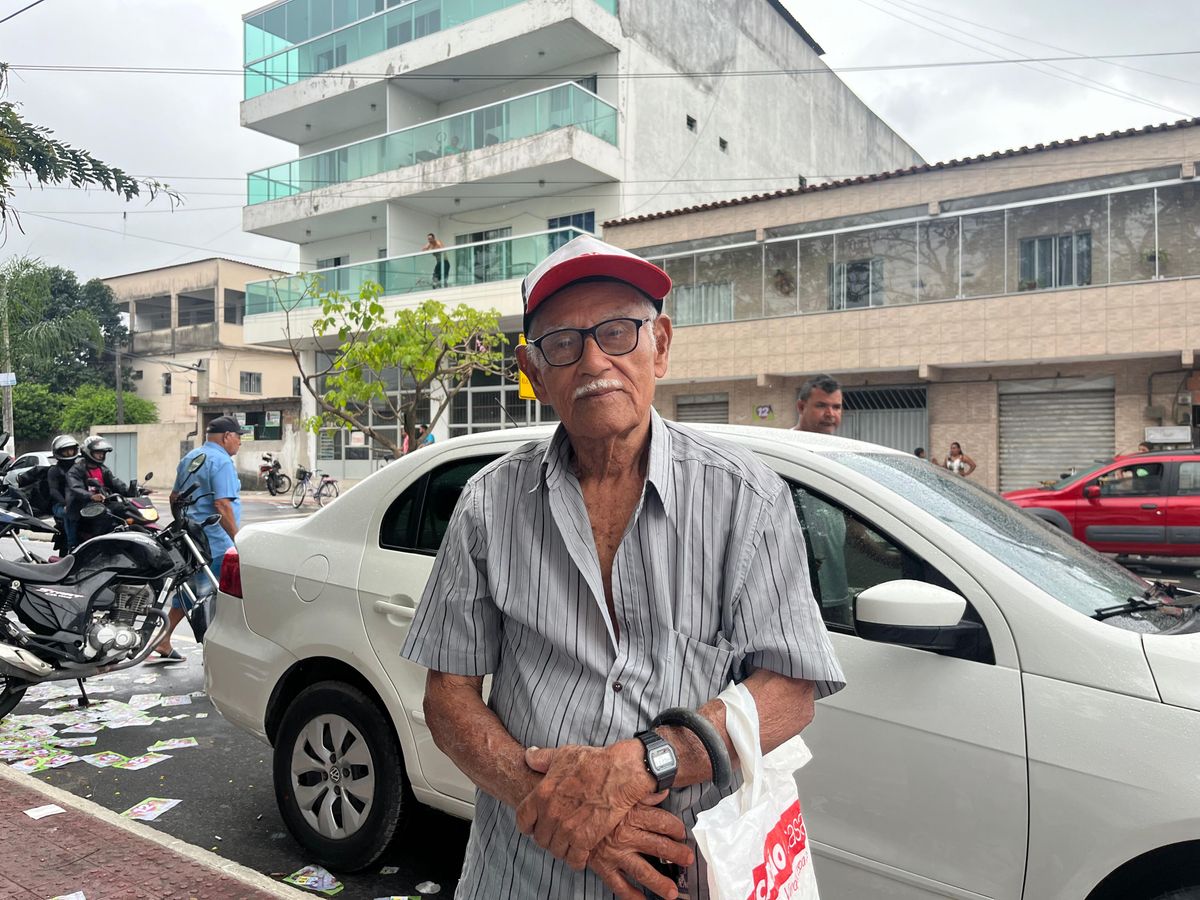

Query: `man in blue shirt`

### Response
(154, 415, 247, 659)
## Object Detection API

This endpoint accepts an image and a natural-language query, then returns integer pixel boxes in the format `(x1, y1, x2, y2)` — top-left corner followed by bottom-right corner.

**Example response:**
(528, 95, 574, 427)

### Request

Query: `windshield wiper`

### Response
(1093, 581, 1180, 620)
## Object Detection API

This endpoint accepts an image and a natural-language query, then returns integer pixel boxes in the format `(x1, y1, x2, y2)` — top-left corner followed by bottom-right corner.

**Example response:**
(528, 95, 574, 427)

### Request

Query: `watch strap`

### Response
(650, 707, 733, 790)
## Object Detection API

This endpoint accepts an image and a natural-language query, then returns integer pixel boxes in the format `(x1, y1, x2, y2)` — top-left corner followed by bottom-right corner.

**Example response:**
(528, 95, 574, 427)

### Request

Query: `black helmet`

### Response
(81, 435, 114, 464)
(51, 434, 79, 460)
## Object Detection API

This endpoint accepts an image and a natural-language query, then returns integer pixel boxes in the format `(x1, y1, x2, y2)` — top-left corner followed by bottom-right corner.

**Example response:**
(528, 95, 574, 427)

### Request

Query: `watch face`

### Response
(649, 745, 676, 773)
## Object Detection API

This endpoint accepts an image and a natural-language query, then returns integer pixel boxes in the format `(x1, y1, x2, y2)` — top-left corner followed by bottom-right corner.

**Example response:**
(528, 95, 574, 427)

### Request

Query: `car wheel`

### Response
(1147, 889, 1200, 900)
(273, 681, 405, 872)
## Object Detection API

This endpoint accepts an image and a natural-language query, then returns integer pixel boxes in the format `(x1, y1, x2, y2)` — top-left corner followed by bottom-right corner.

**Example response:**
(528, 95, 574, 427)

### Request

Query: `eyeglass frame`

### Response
(527, 317, 653, 368)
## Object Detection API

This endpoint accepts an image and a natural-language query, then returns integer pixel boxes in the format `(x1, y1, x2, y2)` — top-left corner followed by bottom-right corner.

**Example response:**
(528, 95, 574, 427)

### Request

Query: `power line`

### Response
(880, 0, 1200, 87)
(0, 0, 48, 25)
(860, 0, 1194, 118)
(7, 50, 1200, 81)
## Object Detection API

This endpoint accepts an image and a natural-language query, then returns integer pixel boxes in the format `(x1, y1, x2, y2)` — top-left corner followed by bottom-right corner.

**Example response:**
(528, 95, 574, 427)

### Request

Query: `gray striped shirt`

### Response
(401, 409, 844, 899)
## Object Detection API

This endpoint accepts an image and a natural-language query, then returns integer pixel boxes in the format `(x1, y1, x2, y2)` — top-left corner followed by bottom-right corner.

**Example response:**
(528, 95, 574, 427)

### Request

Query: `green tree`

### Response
(0, 63, 178, 235)
(1, 258, 104, 374)
(59, 384, 157, 434)
(280, 278, 509, 457)
(14, 266, 130, 393)
(12, 382, 65, 443)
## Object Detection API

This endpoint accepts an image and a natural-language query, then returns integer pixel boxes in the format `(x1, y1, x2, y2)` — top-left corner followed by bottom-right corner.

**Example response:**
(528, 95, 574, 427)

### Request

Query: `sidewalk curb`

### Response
(0, 763, 311, 899)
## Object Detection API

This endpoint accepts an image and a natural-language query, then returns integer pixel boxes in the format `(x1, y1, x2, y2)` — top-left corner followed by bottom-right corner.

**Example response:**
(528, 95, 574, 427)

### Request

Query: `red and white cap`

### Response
(522, 234, 672, 332)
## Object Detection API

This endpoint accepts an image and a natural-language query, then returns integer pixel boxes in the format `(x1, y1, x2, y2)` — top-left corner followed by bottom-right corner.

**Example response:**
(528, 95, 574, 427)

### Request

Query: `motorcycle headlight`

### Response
(142, 509, 159, 522)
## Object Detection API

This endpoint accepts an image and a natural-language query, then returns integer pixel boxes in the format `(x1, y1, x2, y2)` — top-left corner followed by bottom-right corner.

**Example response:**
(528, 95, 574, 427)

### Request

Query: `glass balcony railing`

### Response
(244, 0, 618, 100)
(247, 83, 617, 205)
(245, 227, 588, 315)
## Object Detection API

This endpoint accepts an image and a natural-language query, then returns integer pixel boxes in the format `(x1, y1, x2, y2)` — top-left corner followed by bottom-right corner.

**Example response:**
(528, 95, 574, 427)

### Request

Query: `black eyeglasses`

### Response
(529, 317, 650, 367)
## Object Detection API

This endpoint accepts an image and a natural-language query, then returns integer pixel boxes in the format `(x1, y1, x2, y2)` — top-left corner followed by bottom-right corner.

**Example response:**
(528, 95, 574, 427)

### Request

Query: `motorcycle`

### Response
(0, 453, 218, 720)
(259, 453, 291, 496)
(81, 473, 160, 536)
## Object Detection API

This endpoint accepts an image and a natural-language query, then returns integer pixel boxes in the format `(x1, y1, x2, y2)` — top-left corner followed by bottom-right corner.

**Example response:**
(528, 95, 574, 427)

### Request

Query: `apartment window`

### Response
(293, 376, 302, 397)
(719, 138, 728, 153)
(830, 258, 884, 310)
(686, 115, 697, 132)
(240, 371, 263, 394)
(547, 211, 596, 250)
(454, 228, 512, 284)
(671, 283, 733, 326)
(317, 255, 349, 293)
(575, 75, 598, 94)
(162, 372, 172, 395)
(223, 289, 246, 325)
(132, 370, 144, 381)
(1018, 231, 1092, 291)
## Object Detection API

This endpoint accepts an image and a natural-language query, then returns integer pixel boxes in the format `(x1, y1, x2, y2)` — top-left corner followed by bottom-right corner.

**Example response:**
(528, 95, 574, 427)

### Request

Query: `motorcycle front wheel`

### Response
(0, 673, 29, 721)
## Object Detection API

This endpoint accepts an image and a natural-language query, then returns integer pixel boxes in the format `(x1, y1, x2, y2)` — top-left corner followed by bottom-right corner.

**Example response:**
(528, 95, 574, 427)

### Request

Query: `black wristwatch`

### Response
(635, 730, 678, 792)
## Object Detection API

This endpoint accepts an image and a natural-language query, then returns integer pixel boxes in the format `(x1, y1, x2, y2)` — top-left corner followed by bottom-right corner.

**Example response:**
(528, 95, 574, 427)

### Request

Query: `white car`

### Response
(205, 426, 1200, 900)
(3, 451, 55, 488)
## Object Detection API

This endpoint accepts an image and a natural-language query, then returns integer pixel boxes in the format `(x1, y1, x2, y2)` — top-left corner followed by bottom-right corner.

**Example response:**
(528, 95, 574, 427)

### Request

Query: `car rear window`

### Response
(379, 456, 499, 554)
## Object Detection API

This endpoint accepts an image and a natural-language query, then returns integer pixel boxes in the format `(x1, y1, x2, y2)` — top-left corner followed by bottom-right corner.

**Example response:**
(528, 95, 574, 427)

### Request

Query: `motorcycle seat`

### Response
(0, 555, 76, 584)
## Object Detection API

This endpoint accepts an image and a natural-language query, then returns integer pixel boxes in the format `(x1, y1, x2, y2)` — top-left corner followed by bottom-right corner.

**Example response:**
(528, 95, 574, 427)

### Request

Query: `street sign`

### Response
(517, 335, 536, 401)
(0, 372, 15, 387)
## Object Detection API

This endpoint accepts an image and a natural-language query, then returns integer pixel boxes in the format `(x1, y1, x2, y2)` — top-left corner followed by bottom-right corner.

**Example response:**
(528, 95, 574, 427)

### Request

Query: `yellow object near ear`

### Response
(517, 334, 537, 401)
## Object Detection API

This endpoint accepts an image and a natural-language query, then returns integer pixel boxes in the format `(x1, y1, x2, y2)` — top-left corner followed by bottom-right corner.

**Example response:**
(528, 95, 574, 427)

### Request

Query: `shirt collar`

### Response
(203, 439, 232, 460)
(537, 408, 676, 515)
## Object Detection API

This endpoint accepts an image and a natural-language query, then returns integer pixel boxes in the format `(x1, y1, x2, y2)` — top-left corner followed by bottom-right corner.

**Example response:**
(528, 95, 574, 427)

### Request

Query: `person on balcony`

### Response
(421, 232, 450, 287)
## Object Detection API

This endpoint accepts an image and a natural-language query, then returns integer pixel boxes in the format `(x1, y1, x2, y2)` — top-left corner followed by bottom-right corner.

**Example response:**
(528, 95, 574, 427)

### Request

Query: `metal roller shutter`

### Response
(839, 386, 928, 453)
(998, 382, 1114, 492)
(675, 393, 729, 424)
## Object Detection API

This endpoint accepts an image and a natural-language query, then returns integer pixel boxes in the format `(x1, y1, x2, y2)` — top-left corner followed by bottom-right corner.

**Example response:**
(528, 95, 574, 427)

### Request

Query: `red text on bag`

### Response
(745, 799, 809, 900)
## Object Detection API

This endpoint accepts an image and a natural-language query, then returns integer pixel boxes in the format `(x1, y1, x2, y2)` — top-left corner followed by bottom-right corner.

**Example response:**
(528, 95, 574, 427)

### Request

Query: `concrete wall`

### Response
(90, 422, 196, 491)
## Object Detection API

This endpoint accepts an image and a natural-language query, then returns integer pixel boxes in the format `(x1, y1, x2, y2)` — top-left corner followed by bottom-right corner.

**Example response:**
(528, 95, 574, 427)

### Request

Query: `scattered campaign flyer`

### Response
(128, 694, 162, 710)
(50, 737, 98, 748)
(43, 753, 81, 768)
(80, 752, 128, 768)
(121, 797, 182, 821)
(47, 892, 86, 900)
(147, 737, 198, 751)
(283, 865, 344, 895)
(61, 723, 105, 734)
(113, 752, 172, 770)
(9, 757, 46, 773)
(23, 804, 65, 820)
(159, 695, 192, 707)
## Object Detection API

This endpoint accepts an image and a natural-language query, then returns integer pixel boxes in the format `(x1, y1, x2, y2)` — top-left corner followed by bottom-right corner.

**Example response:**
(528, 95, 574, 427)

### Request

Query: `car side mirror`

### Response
(144, 472, 153, 482)
(1083, 484, 1101, 500)
(855, 580, 981, 654)
(80, 503, 106, 519)
(203, 513, 221, 527)
(187, 453, 206, 474)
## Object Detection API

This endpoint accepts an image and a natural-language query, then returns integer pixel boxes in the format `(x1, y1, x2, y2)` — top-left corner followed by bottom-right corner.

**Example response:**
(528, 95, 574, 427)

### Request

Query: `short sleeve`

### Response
(731, 482, 845, 699)
(401, 484, 501, 676)
(212, 459, 240, 501)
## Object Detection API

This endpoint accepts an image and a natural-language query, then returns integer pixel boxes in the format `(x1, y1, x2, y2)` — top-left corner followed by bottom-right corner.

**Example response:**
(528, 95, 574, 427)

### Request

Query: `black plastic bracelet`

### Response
(650, 707, 733, 790)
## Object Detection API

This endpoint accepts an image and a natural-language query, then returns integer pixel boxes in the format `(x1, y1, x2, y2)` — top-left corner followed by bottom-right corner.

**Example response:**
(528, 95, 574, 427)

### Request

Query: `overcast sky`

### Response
(2, 0, 1195, 280)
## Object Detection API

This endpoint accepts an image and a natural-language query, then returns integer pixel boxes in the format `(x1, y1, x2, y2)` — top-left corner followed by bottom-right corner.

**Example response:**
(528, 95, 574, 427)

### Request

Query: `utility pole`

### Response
(0, 278, 12, 454)
(114, 345, 125, 425)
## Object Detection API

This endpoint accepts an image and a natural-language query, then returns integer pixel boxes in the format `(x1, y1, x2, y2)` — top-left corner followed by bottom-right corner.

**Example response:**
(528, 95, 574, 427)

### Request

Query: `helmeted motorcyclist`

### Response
(47, 434, 79, 555)
(65, 436, 138, 549)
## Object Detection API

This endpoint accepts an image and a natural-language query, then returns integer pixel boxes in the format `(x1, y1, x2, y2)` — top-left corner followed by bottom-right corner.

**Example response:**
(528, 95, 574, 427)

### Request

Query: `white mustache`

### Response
(574, 379, 624, 399)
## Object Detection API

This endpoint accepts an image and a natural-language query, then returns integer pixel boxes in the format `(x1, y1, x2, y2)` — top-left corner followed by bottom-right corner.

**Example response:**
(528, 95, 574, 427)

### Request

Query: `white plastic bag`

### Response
(692, 682, 820, 900)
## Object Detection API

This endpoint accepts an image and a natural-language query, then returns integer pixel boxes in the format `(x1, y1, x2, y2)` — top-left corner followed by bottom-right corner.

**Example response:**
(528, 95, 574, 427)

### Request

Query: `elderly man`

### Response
(401, 235, 843, 899)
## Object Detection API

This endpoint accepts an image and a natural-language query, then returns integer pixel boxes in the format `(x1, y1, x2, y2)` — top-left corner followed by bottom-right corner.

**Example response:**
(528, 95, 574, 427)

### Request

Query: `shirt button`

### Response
(612, 681, 623, 693)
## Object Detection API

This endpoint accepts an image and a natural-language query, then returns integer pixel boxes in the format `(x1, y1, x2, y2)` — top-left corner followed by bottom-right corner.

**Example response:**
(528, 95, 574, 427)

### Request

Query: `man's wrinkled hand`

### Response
(517, 741, 657, 868)
(590, 804, 694, 900)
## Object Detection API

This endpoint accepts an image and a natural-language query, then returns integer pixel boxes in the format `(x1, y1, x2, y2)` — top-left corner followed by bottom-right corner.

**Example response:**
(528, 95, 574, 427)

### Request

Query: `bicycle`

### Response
(291, 467, 339, 508)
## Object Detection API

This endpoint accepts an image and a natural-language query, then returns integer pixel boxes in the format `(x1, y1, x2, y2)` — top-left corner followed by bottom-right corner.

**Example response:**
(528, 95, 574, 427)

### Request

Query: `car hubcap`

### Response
(290, 714, 375, 839)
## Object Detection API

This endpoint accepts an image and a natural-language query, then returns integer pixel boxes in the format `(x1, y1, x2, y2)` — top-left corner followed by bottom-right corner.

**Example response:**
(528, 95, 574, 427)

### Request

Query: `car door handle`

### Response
(373, 598, 415, 620)
(1141, 503, 1159, 509)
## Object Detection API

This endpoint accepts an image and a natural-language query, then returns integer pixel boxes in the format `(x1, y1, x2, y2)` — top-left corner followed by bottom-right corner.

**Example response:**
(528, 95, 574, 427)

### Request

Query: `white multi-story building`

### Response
(239, 0, 923, 478)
